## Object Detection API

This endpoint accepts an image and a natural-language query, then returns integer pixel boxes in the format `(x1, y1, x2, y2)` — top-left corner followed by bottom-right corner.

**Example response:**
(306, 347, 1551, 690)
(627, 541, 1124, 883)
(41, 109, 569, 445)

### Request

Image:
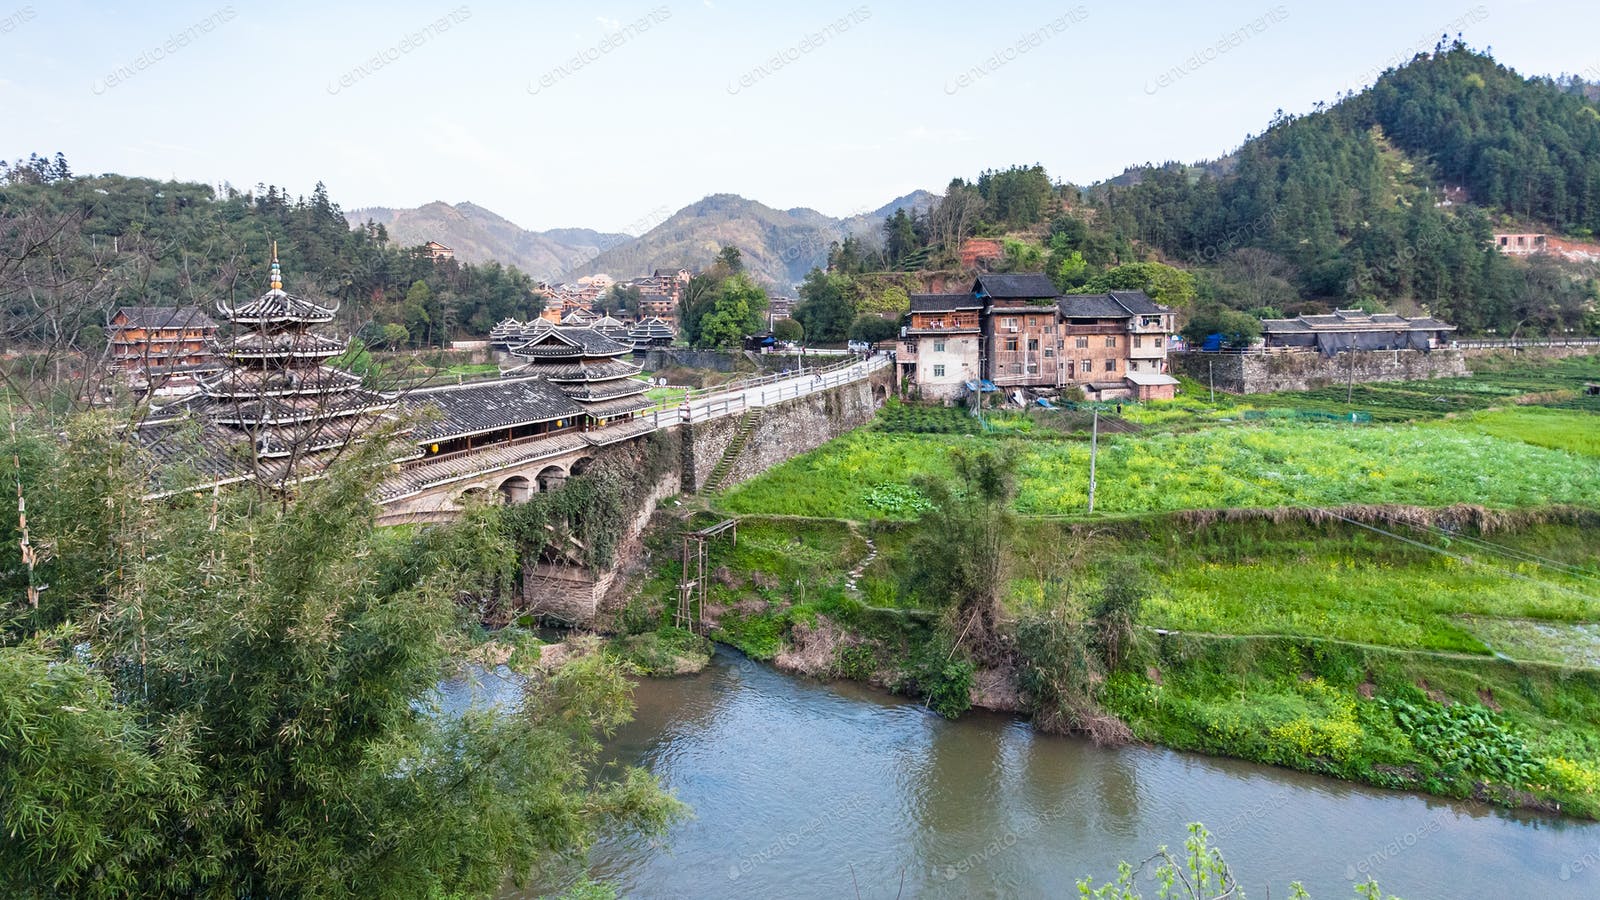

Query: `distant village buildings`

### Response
(900, 274, 1180, 402)
(420, 241, 455, 262)
(1258, 309, 1456, 354)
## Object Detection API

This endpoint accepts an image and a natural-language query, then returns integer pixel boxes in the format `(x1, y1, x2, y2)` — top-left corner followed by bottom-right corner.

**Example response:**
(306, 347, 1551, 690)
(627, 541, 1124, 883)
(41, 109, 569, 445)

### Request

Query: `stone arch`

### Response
(458, 485, 489, 505)
(498, 475, 532, 503)
(872, 383, 888, 405)
(570, 456, 596, 476)
(536, 464, 568, 492)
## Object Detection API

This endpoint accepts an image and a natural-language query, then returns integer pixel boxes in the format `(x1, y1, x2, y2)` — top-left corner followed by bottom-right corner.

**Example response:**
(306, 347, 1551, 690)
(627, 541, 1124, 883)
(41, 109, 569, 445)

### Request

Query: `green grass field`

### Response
(720, 423, 1600, 520)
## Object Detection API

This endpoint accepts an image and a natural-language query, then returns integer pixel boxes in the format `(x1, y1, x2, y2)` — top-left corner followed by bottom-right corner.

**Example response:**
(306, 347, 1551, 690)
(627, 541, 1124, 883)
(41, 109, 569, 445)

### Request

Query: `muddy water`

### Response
(468, 648, 1600, 898)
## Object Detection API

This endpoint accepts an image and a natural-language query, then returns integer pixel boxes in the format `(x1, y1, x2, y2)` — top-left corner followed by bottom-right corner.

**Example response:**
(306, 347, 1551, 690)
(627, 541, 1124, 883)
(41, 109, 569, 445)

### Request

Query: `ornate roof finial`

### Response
(270, 240, 282, 291)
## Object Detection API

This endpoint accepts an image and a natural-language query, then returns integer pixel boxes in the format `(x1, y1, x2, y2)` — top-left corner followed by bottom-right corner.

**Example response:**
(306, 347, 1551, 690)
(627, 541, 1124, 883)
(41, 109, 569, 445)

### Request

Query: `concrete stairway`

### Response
(700, 409, 763, 494)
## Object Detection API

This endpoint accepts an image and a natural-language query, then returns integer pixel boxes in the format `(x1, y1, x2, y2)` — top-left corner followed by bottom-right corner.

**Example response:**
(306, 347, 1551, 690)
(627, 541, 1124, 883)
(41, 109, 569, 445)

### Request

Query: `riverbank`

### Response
(559, 355, 1600, 819)
(554, 646, 1600, 900)
(602, 506, 1600, 819)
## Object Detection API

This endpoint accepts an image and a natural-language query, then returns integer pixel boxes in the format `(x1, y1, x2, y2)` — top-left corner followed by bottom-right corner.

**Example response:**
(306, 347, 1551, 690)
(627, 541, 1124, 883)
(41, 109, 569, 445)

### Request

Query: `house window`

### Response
(933, 364, 946, 377)
(1081, 358, 1092, 373)
(1006, 338, 1018, 352)
(1134, 336, 1143, 348)
(1003, 317, 1018, 329)
(1027, 363, 1039, 374)
(1104, 358, 1116, 372)
(1075, 336, 1089, 349)
(1044, 348, 1054, 358)
(933, 341, 945, 352)
(1027, 338, 1039, 351)
(1105, 336, 1118, 348)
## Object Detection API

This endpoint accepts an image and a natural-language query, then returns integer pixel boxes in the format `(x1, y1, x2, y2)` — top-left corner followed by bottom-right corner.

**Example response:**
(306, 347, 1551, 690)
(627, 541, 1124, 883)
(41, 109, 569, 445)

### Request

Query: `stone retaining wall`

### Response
(1170, 349, 1468, 394)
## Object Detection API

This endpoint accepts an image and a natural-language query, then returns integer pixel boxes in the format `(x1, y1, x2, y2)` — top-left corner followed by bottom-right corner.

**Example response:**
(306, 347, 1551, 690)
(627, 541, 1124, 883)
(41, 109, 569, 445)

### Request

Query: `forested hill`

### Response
(0, 165, 545, 351)
(1091, 44, 1600, 334)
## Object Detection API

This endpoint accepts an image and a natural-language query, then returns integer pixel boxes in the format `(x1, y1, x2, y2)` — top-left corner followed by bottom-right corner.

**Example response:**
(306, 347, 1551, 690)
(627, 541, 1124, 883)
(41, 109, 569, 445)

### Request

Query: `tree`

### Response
(604, 283, 644, 318)
(715, 245, 744, 275)
(772, 317, 804, 343)
(695, 273, 767, 348)
(0, 414, 681, 895)
(401, 279, 434, 346)
(848, 314, 899, 344)
(905, 447, 1016, 658)
(792, 268, 856, 344)
(1075, 262, 1197, 309)
(1182, 303, 1262, 347)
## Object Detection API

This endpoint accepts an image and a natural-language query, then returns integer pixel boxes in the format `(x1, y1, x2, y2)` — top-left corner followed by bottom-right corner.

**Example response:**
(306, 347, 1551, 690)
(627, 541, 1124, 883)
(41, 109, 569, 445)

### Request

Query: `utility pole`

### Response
(1087, 407, 1099, 515)
(1346, 349, 1354, 405)
(1208, 359, 1215, 404)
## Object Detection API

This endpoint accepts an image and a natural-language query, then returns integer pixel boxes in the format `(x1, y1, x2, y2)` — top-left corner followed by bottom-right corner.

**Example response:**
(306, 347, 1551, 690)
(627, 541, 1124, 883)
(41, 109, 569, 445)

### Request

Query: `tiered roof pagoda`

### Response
(138, 246, 398, 487)
(503, 327, 654, 439)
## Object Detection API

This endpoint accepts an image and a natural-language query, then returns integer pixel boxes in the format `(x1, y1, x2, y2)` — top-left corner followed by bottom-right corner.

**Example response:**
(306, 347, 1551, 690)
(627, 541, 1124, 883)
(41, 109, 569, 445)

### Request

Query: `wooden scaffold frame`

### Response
(678, 518, 737, 633)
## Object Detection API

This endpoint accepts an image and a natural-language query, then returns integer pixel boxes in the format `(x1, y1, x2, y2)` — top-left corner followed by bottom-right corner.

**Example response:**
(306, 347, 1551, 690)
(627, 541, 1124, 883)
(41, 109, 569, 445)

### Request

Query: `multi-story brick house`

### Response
(975, 274, 1063, 389)
(900, 275, 1178, 402)
(900, 292, 983, 400)
(1057, 291, 1177, 397)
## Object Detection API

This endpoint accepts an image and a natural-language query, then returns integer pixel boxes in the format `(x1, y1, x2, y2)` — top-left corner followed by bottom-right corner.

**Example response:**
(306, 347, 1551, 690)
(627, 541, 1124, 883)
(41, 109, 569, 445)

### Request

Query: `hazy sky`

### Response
(4, 0, 1596, 234)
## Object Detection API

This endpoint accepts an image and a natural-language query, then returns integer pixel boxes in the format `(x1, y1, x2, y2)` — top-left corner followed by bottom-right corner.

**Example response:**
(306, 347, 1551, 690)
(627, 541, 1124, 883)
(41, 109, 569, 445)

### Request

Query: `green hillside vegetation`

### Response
(795, 45, 1600, 345)
(0, 156, 546, 355)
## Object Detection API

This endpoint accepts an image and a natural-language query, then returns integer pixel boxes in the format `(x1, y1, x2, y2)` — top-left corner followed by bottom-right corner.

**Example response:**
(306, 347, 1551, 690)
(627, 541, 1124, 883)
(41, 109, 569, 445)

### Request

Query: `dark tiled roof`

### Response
(1058, 294, 1130, 318)
(506, 358, 643, 381)
(401, 377, 583, 442)
(1106, 290, 1166, 314)
(1261, 312, 1456, 333)
(973, 273, 1058, 300)
(1059, 291, 1170, 319)
(511, 326, 631, 359)
(218, 289, 337, 324)
(559, 378, 650, 402)
(113, 306, 219, 331)
(909, 293, 981, 313)
(578, 394, 656, 418)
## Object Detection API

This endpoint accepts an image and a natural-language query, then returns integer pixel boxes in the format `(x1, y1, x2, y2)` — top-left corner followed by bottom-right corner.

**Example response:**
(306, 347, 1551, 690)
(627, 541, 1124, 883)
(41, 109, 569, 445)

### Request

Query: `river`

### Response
(452, 648, 1600, 899)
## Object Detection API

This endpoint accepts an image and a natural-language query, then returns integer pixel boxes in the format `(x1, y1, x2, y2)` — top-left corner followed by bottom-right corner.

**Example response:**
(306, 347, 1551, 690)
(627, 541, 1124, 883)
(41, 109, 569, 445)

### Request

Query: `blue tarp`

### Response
(1035, 397, 1057, 408)
(1201, 333, 1224, 352)
(963, 379, 999, 393)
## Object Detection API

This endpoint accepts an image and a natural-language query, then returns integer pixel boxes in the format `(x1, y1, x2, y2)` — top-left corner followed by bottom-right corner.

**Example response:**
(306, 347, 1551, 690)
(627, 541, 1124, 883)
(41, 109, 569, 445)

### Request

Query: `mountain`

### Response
(1084, 44, 1600, 334)
(344, 201, 629, 282)
(564, 190, 940, 289)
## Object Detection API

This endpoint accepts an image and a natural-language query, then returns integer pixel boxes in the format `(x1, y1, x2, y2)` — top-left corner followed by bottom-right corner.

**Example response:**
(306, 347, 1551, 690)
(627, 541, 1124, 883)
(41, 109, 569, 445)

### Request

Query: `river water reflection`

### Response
(469, 648, 1600, 899)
